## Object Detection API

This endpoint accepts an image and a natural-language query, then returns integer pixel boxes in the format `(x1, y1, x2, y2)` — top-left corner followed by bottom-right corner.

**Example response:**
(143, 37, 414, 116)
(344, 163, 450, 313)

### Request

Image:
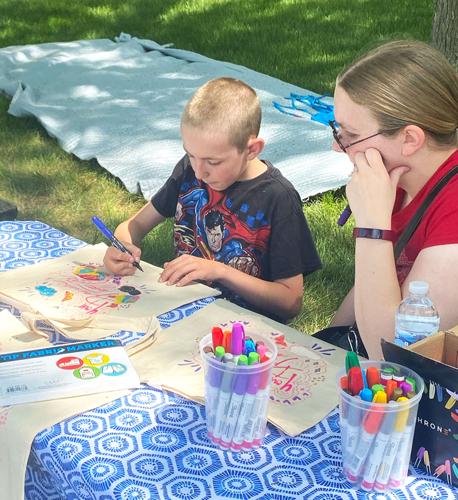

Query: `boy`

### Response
(103, 77, 321, 321)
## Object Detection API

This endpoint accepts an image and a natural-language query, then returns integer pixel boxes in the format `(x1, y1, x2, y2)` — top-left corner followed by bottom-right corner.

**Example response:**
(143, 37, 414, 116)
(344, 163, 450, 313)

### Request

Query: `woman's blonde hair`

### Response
(337, 40, 458, 146)
(182, 77, 261, 151)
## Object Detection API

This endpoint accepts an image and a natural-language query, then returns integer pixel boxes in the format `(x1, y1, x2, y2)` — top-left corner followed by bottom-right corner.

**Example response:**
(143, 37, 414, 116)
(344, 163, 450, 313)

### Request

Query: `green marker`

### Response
(237, 354, 248, 366)
(372, 383, 385, 396)
(215, 346, 225, 361)
(345, 351, 360, 374)
(248, 352, 260, 365)
(406, 376, 416, 393)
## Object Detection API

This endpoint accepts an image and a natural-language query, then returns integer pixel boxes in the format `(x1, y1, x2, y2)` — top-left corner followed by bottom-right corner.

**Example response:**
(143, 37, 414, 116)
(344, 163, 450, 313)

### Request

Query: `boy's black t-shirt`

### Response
(151, 155, 321, 313)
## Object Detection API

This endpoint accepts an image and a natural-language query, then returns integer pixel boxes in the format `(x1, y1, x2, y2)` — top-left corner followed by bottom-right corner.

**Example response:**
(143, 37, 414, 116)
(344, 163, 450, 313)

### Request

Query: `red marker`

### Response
(212, 326, 224, 350)
(366, 367, 380, 389)
(348, 367, 364, 396)
(340, 375, 349, 392)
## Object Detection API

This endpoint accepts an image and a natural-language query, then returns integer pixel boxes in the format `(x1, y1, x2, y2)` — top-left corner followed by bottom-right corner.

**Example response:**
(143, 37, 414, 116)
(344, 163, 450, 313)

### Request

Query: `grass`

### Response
(0, 0, 434, 332)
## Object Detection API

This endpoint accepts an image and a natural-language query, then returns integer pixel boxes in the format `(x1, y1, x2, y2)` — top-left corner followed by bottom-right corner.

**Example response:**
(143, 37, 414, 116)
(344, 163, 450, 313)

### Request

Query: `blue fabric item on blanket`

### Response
(0, 33, 352, 200)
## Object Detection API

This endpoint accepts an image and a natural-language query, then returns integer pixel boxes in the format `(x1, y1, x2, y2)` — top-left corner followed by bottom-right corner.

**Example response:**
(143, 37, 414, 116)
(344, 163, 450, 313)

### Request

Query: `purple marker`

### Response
(231, 323, 244, 363)
(220, 356, 248, 448)
(231, 369, 260, 451)
(338, 205, 352, 226)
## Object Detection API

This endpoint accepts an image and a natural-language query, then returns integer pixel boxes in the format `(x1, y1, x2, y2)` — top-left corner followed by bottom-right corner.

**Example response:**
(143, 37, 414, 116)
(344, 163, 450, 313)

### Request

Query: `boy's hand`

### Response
(160, 255, 224, 286)
(103, 243, 142, 276)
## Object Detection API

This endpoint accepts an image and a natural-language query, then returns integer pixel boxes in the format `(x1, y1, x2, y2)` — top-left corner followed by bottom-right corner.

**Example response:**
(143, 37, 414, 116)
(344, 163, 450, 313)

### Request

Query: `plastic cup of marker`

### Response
(199, 331, 277, 452)
(338, 360, 424, 492)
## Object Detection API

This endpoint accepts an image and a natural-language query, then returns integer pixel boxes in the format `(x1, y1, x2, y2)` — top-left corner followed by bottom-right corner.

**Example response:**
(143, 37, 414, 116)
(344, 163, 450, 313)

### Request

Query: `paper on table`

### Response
(145, 299, 347, 436)
(0, 243, 219, 341)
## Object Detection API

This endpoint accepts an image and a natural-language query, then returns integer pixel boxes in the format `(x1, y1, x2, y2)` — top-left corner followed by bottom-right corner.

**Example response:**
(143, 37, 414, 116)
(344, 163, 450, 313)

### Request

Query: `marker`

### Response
(256, 344, 269, 361)
(214, 346, 225, 361)
(366, 367, 381, 389)
(220, 359, 247, 448)
(212, 354, 234, 443)
(346, 391, 386, 481)
(359, 388, 373, 402)
(385, 379, 397, 401)
(381, 368, 394, 386)
(244, 339, 256, 356)
(388, 401, 416, 487)
(348, 367, 364, 396)
(361, 404, 397, 491)
(223, 331, 232, 354)
(345, 351, 360, 374)
(405, 376, 416, 393)
(343, 397, 362, 458)
(212, 327, 224, 350)
(371, 384, 385, 398)
(247, 352, 260, 365)
(203, 345, 214, 355)
(230, 323, 244, 363)
(231, 369, 260, 451)
(374, 398, 410, 492)
(337, 204, 352, 226)
(92, 216, 143, 271)
(204, 351, 224, 436)
(399, 381, 413, 396)
(392, 388, 403, 401)
(340, 375, 349, 393)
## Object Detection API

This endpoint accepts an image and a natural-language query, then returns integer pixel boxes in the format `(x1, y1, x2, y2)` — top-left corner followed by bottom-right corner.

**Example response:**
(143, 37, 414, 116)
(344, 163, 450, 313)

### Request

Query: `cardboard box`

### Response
(381, 329, 458, 487)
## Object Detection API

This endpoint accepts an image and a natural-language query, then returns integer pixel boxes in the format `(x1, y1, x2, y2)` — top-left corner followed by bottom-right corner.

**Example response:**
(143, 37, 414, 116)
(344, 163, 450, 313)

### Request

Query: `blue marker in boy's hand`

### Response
(92, 216, 144, 272)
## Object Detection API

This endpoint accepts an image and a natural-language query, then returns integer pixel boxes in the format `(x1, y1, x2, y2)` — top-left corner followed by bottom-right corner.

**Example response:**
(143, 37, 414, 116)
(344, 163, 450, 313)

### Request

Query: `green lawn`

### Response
(0, 0, 434, 333)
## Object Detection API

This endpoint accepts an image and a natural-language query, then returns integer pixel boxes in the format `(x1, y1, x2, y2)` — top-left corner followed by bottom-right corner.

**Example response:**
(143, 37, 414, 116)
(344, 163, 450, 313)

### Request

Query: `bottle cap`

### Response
(408, 280, 429, 295)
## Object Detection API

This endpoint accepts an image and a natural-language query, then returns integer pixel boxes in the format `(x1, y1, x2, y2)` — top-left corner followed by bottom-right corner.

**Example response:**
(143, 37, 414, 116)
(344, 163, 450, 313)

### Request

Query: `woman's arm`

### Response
(330, 287, 356, 326)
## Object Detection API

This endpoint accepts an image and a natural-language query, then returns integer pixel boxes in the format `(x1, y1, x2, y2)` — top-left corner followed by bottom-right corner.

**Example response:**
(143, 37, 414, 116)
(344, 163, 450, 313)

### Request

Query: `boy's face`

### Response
(181, 124, 251, 191)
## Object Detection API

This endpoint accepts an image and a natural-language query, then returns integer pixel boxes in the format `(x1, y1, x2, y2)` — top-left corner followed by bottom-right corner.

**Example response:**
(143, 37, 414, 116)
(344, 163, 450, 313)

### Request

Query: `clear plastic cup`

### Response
(338, 360, 424, 492)
(199, 332, 277, 452)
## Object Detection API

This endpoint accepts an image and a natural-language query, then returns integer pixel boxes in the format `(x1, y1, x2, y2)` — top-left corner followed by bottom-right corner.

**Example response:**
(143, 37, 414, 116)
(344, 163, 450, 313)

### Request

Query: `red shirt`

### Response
(392, 150, 458, 285)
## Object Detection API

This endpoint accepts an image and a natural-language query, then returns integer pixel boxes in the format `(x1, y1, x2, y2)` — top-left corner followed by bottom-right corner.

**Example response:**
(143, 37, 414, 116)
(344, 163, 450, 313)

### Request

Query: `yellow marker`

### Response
(394, 397, 410, 431)
(372, 391, 387, 403)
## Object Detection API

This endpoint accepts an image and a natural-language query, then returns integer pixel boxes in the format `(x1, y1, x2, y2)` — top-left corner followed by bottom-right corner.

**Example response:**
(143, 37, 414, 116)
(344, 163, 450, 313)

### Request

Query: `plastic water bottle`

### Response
(395, 281, 440, 347)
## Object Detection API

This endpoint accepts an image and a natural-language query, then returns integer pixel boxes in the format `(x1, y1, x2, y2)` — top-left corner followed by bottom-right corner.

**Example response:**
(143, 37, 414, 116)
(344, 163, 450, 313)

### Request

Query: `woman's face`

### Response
(332, 85, 400, 169)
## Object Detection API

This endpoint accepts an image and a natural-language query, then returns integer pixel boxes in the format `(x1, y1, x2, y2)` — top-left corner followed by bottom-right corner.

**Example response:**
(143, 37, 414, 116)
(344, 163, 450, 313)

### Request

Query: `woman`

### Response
(330, 40, 458, 359)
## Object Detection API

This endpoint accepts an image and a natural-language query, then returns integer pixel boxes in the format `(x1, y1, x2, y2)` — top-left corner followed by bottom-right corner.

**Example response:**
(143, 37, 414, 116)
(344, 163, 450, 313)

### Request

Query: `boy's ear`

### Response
(400, 125, 426, 156)
(246, 136, 265, 159)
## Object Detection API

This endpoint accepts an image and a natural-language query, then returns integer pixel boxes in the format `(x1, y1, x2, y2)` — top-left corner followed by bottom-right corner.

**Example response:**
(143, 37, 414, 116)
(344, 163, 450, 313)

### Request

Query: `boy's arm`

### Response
(160, 255, 303, 320)
(104, 202, 165, 275)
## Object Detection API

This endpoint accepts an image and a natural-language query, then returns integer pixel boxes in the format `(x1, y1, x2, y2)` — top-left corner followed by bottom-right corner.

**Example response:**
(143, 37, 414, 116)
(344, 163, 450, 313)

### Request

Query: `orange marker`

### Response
(385, 379, 397, 401)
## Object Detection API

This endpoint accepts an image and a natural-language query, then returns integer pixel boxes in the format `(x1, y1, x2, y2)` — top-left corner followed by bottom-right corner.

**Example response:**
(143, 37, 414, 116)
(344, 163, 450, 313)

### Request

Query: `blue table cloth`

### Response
(1, 221, 456, 500)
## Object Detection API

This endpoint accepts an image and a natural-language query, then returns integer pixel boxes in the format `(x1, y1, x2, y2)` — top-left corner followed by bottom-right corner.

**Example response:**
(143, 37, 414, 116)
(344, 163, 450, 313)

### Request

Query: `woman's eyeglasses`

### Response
(329, 120, 386, 152)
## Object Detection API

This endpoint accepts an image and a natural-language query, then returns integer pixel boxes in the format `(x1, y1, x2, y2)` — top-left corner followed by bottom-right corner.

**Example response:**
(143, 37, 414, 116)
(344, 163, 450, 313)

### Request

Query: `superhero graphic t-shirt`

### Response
(151, 155, 321, 311)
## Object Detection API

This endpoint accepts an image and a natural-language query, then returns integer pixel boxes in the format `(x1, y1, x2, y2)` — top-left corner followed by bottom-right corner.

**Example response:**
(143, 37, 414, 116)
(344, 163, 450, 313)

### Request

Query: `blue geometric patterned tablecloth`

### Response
(1, 221, 456, 500)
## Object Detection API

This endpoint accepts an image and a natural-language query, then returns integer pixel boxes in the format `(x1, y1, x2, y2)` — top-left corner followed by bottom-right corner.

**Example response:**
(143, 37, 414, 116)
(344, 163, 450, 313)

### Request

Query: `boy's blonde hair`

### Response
(182, 77, 261, 151)
(337, 40, 458, 147)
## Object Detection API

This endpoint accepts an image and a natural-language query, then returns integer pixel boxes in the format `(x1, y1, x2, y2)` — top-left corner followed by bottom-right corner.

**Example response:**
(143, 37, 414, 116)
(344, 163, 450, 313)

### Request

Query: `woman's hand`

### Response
(103, 243, 142, 276)
(346, 148, 410, 227)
